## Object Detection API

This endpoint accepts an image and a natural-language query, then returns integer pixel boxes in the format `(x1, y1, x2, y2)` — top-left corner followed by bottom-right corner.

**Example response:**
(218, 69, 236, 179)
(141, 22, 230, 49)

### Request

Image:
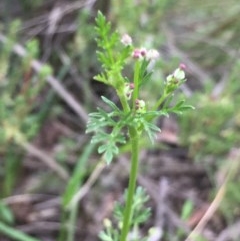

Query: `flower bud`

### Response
(140, 48, 147, 57)
(103, 218, 112, 228)
(132, 49, 141, 59)
(124, 83, 134, 100)
(165, 64, 187, 93)
(179, 63, 186, 70)
(132, 48, 147, 59)
(129, 83, 134, 89)
(135, 99, 146, 114)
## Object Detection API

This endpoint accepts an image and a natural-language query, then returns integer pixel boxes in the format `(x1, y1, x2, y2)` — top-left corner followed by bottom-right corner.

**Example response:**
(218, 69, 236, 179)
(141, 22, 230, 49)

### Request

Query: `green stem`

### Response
(67, 203, 78, 241)
(153, 90, 168, 111)
(119, 127, 139, 241)
(117, 89, 130, 113)
(132, 61, 141, 107)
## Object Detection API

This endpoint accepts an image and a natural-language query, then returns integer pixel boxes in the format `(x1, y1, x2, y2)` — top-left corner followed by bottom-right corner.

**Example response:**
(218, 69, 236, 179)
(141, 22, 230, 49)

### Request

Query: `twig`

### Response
(21, 142, 69, 180)
(156, 178, 169, 228)
(2, 194, 53, 205)
(0, 33, 88, 124)
(21, 0, 97, 33)
(19, 221, 61, 233)
(147, 178, 169, 241)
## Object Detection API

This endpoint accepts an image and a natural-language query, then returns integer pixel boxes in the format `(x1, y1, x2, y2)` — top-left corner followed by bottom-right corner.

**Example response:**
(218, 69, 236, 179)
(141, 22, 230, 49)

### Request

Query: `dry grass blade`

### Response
(185, 183, 225, 241)
(185, 148, 240, 241)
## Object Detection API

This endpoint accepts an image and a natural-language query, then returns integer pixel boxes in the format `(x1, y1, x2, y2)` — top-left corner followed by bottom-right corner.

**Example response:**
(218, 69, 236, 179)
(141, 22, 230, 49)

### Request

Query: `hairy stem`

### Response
(120, 127, 139, 241)
(117, 89, 130, 113)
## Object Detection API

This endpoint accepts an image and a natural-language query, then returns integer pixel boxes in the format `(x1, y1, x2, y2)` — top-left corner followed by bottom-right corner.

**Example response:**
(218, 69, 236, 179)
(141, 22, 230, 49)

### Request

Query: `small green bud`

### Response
(124, 83, 134, 100)
(165, 64, 187, 93)
(135, 99, 146, 114)
(118, 221, 123, 229)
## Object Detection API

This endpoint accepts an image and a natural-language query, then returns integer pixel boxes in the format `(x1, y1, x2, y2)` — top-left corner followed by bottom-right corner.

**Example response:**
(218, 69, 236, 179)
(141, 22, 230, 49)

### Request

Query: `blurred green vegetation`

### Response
(0, 20, 53, 197)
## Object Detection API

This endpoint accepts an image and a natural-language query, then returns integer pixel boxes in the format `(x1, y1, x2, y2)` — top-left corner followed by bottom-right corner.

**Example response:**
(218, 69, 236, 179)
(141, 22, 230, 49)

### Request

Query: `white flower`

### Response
(121, 34, 132, 46)
(173, 68, 185, 80)
(146, 49, 160, 60)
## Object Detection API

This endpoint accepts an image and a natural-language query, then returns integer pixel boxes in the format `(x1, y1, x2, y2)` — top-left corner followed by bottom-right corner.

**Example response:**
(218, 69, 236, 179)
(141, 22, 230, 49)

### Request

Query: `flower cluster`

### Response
(132, 48, 159, 61)
(121, 34, 159, 61)
(165, 63, 187, 93)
